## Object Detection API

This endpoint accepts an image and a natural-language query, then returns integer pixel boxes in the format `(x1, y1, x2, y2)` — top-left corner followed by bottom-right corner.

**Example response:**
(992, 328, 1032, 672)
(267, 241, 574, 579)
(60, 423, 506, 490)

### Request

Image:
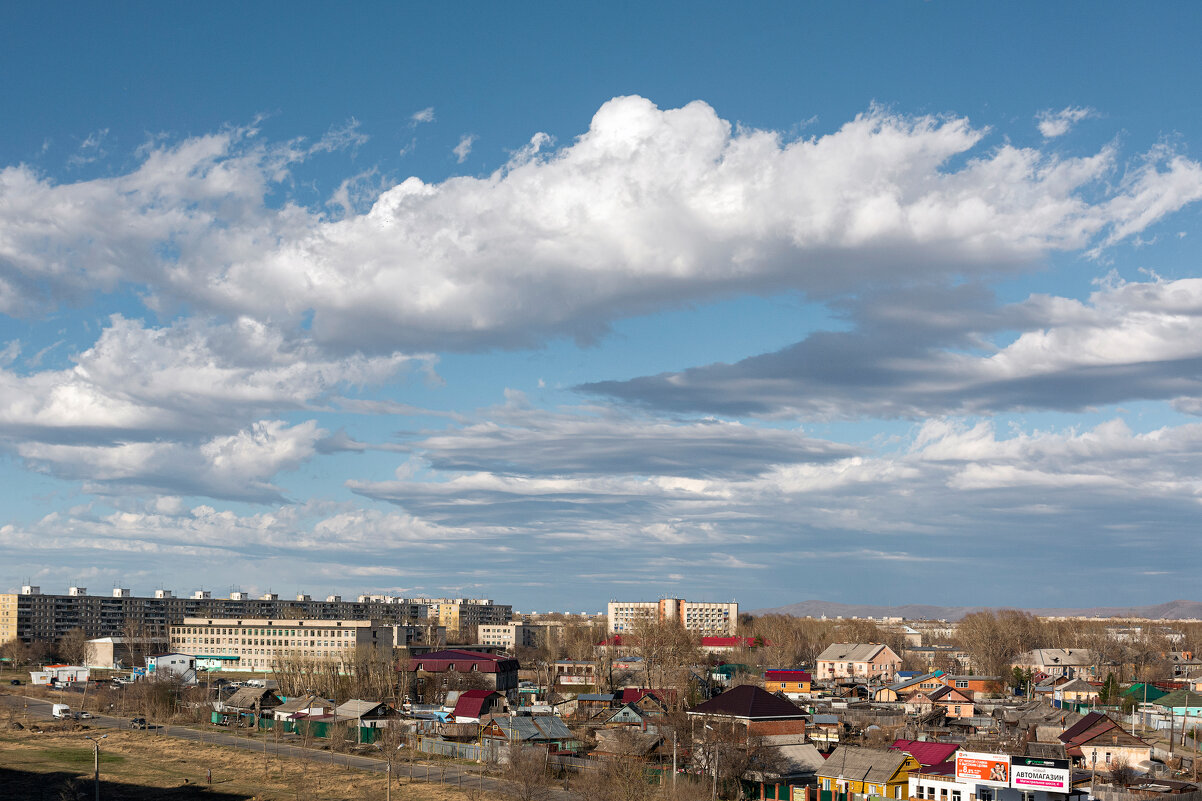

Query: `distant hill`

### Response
(746, 599, 1202, 621)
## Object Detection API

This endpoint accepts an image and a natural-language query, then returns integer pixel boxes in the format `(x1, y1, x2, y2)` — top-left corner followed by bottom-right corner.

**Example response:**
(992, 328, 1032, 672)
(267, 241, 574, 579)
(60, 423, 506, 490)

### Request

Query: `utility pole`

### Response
(85, 734, 107, 801)
(672, 729, 677, 792)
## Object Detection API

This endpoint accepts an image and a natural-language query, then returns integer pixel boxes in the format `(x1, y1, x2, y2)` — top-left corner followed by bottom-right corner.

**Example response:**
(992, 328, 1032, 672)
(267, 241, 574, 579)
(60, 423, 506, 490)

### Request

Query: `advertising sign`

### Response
(1011, 756, 1072, 792)
(955, 752, 1010, 788)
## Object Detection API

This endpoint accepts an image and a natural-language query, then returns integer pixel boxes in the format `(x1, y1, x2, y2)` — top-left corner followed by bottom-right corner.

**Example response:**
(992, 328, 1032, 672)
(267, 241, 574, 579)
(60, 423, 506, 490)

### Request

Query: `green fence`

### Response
(252, 716, 378, 743)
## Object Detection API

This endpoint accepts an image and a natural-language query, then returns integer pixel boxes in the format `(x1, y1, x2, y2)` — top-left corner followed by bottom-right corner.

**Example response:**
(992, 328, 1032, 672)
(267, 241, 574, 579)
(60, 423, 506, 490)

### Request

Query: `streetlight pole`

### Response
(85, 735, 107, 801)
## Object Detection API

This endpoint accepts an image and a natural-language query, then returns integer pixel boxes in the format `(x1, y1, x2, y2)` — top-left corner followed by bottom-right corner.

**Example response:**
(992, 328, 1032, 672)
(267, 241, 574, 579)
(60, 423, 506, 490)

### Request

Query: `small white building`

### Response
(146, 652, 197, 684)
(30, 665, 90, 685)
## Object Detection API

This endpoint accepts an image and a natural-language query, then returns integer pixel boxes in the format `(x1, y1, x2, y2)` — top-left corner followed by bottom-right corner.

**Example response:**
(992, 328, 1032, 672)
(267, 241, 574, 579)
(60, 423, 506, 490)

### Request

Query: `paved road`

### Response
(1, 694, 579, 799)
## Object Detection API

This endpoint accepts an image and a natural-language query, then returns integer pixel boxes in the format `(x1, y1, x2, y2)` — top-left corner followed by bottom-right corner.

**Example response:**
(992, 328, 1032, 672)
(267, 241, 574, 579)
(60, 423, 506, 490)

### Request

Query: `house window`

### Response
(952, 792, 961, 801)
(978, 789, 993, 801)
(956, 680, 968, 688)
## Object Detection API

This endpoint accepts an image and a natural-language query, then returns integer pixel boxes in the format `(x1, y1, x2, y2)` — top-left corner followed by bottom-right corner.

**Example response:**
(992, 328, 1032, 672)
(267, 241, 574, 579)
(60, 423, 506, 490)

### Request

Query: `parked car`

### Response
(8, 679, 19, 685)
(77, 711, 93, 719)
(129, 717, 147, 729)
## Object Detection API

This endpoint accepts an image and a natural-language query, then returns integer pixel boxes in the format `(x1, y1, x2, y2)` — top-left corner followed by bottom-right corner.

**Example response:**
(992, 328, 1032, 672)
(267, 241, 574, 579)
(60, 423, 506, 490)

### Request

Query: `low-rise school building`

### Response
(169, 617, 393, 672)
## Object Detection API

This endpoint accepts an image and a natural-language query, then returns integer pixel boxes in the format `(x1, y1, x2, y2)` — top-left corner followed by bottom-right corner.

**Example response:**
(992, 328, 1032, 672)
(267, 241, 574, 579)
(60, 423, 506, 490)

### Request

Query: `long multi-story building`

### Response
(422, 598, 514, 636)
(0, 586, 427, 644)
(607, 598, 738, 635)
(478, 621, 563, 651)
(169, 617, 393, 672)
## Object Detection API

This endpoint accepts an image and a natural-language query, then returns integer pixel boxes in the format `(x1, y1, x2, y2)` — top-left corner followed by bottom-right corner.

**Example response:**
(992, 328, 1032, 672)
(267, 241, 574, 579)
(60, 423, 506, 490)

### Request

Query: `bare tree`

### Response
(693, 716, 787, 800)
(0, 638, 31, 669)
(631, 618, 699, 711)
(56, 627, 90, 665)
(502, 746, 553, 801)
(1107, 755, 1137, 787)
(593, 756, 658, 801)
(955, 610, 1043, 677)
(120, 619, 156, 669)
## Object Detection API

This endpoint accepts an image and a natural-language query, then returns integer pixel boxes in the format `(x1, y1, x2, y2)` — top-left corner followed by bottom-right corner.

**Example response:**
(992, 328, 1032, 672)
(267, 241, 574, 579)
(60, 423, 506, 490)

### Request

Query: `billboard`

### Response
(1011, 756, 1072, 793)
(955, 752, 1010, 788)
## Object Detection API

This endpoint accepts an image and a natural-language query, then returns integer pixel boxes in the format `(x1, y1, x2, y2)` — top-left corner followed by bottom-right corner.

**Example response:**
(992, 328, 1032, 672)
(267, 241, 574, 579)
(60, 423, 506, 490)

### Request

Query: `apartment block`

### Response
(422, 598, 514, 635)
(169, 618, 393, 672)
(0, 586, 427, 644)
(478, 621, 563, 651)
(607, 598, 738, 635)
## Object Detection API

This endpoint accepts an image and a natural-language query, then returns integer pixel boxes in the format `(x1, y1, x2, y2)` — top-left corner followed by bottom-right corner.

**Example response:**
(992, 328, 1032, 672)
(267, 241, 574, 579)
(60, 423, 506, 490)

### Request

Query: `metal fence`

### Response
(416, 735, 499, 762)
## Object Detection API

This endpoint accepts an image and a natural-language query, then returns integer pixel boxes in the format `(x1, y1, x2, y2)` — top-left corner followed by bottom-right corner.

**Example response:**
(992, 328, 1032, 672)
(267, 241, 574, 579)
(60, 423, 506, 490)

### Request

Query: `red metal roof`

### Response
(701, 636, 761, 647)
(451, 690, 501, 719)
(407, 649, 519, 673)
(765, 670, 812, 682)
(890, 739, 959, 768)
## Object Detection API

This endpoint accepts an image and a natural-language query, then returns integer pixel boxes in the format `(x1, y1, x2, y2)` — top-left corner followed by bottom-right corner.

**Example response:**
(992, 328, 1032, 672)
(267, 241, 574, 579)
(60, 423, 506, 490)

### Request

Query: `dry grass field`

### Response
(0, 723, 505, 801)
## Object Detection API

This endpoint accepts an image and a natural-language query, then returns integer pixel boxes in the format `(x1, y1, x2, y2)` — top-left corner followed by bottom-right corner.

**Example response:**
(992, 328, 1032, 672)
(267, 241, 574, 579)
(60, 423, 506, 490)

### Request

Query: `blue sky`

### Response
(3, 3, 1202, 611)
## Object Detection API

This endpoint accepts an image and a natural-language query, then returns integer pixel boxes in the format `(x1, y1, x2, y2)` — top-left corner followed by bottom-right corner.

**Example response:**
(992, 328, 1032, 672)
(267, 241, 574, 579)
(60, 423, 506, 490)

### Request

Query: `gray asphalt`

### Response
(1, 693, 581, 799)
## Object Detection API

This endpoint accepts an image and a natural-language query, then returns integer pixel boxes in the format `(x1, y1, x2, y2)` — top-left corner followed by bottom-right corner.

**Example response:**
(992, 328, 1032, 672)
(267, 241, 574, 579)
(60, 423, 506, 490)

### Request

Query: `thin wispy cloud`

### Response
(1037, 106, 1095, 138)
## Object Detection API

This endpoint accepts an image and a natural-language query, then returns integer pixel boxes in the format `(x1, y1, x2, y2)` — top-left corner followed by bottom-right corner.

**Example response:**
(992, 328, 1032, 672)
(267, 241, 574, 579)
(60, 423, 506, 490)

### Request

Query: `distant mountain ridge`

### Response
(747, 599, 1202, 621)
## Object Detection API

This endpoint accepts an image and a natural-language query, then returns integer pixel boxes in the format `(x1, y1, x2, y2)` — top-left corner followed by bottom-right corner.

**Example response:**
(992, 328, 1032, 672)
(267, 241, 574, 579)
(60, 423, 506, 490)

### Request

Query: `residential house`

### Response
(480, 713, 580, 754)
(1151, 688, 1202, 718)
(874, 671, 945, 702)
(620, 688, 673, 711)
(816, 643, 902, 683)
(573, 693, 617, 716)
(592, 729, 666, 760)
(451, 689, 505, 723)
(817, 745, 920, 799)
(687, 684, 807, 742)
(928, 685, 975, 718)
(1058, 711, 1152, 768)
(220, 687, 282, 718)
(939, 675, 1002, 697)
(809, 713, 842, 746)
(334, 699, 398, 728)
(765, 669, 812, 699)
(273, 693, 335, 722)
(407, 649, 520, 691)
(1053, 678, 1100, 708)
(1012, 649, 1107, 680)
(600, 703, 655, 728)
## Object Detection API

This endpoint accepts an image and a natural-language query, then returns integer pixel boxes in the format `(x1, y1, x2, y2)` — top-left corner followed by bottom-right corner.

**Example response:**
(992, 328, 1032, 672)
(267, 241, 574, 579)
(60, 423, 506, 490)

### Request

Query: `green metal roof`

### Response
(1123, 683, 1167, 701)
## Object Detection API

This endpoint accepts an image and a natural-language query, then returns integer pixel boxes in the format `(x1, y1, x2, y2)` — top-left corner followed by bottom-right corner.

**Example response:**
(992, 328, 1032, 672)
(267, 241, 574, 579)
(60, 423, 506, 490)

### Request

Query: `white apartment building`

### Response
(478, 622, 564, 651)
(169, 618, 392, 672)
(607, 598, 738, 635)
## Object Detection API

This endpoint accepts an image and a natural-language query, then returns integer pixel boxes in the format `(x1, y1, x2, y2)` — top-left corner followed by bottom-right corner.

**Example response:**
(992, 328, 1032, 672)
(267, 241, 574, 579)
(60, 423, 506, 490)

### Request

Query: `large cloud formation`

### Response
(583, 275, 1202, 419)
(4, 97, 1201, 353)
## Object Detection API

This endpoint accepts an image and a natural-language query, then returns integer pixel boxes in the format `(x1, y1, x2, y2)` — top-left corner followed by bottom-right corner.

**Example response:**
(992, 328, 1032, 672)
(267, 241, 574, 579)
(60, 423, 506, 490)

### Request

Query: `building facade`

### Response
(816, 643, 903, 682)
(169, 618, 393, 672)
(478, 622, 563, 651)
(607, 598, 737, 634)
(423, 598, 514, 637)
(0, 585, 431, 644)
